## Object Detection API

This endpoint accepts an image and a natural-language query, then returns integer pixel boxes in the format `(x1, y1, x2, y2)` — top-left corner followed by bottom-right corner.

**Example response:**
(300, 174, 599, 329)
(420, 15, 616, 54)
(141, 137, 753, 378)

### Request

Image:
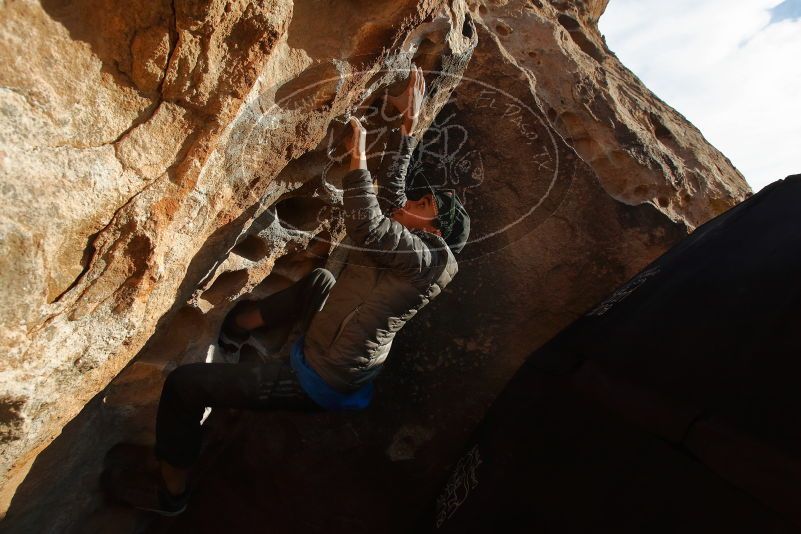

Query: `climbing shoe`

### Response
(218, 301, 257, 353)
(101, 462, 190, 517)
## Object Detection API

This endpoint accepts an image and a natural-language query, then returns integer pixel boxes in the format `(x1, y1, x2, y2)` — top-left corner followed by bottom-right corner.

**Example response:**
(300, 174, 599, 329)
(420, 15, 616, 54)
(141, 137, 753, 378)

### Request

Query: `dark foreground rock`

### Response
(1, 0, 751, 532)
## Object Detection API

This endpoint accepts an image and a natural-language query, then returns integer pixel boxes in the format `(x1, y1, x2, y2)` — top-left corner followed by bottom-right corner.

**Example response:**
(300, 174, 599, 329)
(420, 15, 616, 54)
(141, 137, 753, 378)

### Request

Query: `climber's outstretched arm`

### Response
(387, 63, 426, 137)
(343, 117, 446, 276)
(374, 64, 426, 213)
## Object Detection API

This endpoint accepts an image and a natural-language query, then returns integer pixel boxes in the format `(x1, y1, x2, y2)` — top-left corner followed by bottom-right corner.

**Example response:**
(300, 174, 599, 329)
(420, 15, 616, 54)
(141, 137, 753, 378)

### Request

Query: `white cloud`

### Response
(600, 0, 801, 190)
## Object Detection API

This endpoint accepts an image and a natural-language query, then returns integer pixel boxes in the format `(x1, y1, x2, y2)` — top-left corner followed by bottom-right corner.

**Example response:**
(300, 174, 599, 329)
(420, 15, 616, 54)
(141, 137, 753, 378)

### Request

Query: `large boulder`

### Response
(0, 0, 749, 531)
(0, 0, 475, 523)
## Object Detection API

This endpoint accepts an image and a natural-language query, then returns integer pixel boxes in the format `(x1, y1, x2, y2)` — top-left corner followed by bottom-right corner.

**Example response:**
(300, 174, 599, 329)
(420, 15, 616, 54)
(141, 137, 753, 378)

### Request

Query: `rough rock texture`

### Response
(0, 0, 475, 519)
(0, 0, 749, 531)
(481, 0, 749, 224)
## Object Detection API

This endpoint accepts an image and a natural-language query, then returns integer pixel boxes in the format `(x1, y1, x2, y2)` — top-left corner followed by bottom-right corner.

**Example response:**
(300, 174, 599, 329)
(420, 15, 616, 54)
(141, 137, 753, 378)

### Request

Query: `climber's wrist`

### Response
(401, 115, 417, 137)
(349, 154, 367, 171)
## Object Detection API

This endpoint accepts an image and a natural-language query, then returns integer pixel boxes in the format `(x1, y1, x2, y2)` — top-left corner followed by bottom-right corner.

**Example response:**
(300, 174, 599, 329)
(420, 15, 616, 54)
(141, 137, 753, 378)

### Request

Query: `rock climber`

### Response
(111, 64, 470, 515)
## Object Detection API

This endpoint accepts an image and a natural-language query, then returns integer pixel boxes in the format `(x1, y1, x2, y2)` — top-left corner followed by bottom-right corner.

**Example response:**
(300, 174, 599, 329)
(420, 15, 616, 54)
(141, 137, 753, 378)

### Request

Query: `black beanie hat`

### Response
(406, 172, 471, 254)
(432, 190, 470, 254)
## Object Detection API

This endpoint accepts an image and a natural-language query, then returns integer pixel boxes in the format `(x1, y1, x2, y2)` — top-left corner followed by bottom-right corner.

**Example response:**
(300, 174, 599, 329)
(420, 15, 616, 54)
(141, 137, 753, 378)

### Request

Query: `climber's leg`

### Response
(219, 268, 335, 349)
(257, 267, 336, 333)
(155, 360, 319, 472)
(103, 360, 319, 515)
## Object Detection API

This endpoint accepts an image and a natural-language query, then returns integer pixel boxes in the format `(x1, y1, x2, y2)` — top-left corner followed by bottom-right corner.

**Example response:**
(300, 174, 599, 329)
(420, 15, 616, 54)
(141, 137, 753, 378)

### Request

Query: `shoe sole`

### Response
(133, 502, 188, 517)
(218, 330, 249, 353)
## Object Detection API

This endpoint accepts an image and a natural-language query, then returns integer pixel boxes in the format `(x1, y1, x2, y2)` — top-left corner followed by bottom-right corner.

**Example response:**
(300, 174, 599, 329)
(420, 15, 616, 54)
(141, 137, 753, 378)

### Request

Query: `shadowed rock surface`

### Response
(432, 175, 801, 533)
(0, 0, 750, 532)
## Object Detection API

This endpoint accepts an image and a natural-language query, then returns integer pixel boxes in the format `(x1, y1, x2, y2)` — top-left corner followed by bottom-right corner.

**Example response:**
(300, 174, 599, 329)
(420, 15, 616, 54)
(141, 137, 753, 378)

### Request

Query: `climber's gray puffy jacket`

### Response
(303, 134, 458, 392)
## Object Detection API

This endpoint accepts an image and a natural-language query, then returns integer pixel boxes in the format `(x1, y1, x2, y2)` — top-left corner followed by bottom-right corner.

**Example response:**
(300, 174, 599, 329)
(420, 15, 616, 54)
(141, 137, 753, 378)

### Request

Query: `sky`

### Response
(599, 0, 801, 191)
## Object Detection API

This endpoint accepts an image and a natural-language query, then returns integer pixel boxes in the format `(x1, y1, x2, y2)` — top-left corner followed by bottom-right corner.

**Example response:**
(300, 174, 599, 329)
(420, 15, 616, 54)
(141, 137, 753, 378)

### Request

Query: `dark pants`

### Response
(155, 268, 336, 468)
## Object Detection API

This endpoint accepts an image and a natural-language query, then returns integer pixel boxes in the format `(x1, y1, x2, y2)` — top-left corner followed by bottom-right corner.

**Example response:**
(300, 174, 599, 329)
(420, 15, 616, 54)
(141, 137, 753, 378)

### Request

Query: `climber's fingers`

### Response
(348, 116, 366, 160)
(385, 63, 421, 116)
(349, 115, 365, 133)
(409, 63, 418, 88)
(405, 65, 425, 120)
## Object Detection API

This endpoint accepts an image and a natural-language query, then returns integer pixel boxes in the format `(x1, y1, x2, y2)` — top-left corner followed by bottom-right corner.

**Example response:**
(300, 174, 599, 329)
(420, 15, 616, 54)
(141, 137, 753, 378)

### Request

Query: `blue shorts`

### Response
(290, 336, 373, 411)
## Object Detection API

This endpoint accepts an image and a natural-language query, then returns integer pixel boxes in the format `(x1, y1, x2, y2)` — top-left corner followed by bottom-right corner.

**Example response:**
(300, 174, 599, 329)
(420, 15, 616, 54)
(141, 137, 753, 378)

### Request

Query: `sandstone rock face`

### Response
(480, 0, 749, 224)
(0, 0, 748, 531)
(0, 0, 475, 517)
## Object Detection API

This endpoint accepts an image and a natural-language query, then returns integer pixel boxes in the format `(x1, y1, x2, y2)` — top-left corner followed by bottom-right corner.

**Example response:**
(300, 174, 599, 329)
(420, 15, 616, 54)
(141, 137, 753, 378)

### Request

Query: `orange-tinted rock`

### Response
(0, 0, 751, 530)
(0, 0, 475, 524)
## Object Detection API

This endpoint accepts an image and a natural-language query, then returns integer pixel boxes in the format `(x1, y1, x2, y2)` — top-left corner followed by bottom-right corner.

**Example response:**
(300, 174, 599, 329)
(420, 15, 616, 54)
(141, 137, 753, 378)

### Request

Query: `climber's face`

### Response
(391, 194, 441, 236)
